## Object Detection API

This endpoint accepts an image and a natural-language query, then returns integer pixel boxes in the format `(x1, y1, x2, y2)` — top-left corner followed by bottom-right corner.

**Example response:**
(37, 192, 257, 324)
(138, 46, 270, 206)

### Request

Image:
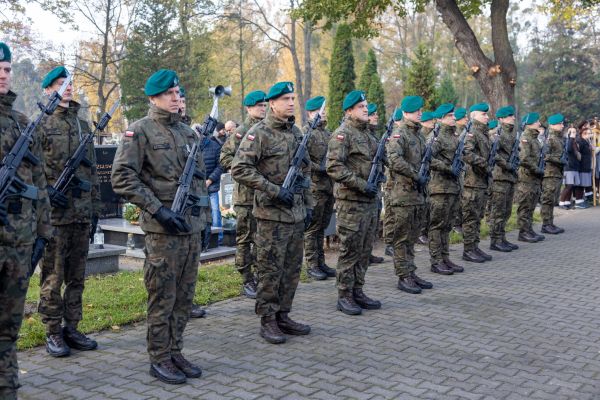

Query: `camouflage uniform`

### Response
(382, 170, 395, 248)
(326, 117, 378, 290)
(231, 113, 313, 316)
(303, 121, 334, 270)
(386, 121, 426, 278)
(540, 129, 565, 226)
(220, 116, 262, 283)
(420, 126, 434, 239)
(489, 123, 518, 243)
(428, 124, 460, 264)
(111, 105, 209, 363)
(515, 128, 543, 233)
(37, 101, 101, 335)
(0, 91, 51, 397)
(461, 120, 490, 252)
(453, 122, 466, 229)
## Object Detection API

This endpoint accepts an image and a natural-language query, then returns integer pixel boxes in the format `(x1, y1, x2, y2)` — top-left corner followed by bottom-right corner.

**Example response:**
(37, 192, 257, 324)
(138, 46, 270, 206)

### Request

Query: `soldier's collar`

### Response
(402, 119, 420, 133)
(55, 100, 81, 116)
(501, 122, 514, 133)
(345, 116, 368, 130)
(265, 113, 295, 130)
(0, 90, 17, 112)
(148, 104, 181, 126)
(245, 115, 263, 127)
(439, 123, 455, 135)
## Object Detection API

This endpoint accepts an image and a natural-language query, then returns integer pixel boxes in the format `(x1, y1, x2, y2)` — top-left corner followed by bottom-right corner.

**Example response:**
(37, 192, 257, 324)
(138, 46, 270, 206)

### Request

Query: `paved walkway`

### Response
(18, 208, 600, 400)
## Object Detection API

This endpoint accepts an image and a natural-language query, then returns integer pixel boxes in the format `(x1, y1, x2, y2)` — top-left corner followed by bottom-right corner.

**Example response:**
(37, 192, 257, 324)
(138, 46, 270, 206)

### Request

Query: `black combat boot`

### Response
(541, 224, 561, 235)
(474, 247, 492, 261)
(443, 258, 464, 273)
(63, 326, 97, 351)
(530, 229, 545, 241)
(260, 315, 286, 344)
(190, 304, 206, 318)
(431, 262, 453, 275)
(369, 254, 384, 264)
(502, 238, 519, 250)
(337, 290, 362, 315)
(46, 332, 71, 357)
(150, 359, 187, 384)
(307, 266, 327, 280)
(551, 224, 565, 234)
(319, 263, 336, 277)
(462, 249, 485, 263)
(276, 312, 311, 335)
(518, 231, 538, 243)
(242, 278, 257, 299)
(352, 288, 381, 309)
(397, 276, 422, 294)
(411, 272, 433, 289)
(171, 353, 202, 378)
(489, 240, 512, 252)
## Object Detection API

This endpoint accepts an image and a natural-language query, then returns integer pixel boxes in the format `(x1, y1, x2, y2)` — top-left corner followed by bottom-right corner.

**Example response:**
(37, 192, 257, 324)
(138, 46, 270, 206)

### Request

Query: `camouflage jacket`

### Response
(517, 128, 543, 183)
(492, 123, 518, 184)
(0, 91, 52, 245)
(111, 105, 209, 234)
(305, 121, 333, 194)
(429, 123, 460, 195)
(385, 120, 426, 206)
(543, 128, 565, 179)
(39, 101, 100, 225)
(326, 117, 378, 203)
(231, 113, 314, 223)
(463, 120, 491, 189)
(220, 116, 262, 206)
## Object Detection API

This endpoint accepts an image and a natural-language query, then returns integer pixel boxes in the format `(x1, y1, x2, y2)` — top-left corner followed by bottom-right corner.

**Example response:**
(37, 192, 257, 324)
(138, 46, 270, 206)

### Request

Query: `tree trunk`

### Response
(178, 0, 193, 109)
(289, 16, 305, 124)
(238, 0, 245, 121)
(96, 0, 112, 143)
(435, 0, 516, 113)
(303, 20, 313, 106)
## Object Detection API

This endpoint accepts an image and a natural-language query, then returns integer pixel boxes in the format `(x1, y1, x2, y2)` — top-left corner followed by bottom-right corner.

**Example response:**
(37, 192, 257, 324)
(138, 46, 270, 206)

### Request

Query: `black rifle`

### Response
(367, 116, 395, 186)
(172, 85, 230, 215)
(507, 121, 526, 172)
(536, 127, 549, 175)
(416, 123, 441, 191)
(0, 74, 72, 225)
(450, 120, 473, 177)
(282, 101, 326, 193)
(50, 100, 120, 205)
(487, 125, 501, 184)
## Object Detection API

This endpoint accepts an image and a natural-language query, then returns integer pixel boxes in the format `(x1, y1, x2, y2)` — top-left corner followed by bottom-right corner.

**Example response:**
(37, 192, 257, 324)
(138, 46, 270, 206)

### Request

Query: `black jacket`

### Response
(201, 136, 223, 193)
(565, 137, 581, 172)
(578, 136, 592, 173)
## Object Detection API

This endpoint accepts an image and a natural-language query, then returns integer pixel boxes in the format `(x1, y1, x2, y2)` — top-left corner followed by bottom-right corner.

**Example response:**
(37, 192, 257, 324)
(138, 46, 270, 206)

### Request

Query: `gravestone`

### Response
(219, 173, 235, 209)
(95, 145, 121, 218)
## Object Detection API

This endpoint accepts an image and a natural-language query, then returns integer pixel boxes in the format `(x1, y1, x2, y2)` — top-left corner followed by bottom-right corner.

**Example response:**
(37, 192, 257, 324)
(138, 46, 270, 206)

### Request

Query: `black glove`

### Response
(153, 206, 192, 234)
(304, 208, 314, 230)
(277, 187, 294, 207)
(0, 203, 8, 226)
(31, 237, 48, 274)
(364, 182, 378, 198)
(89, 214, 99, 242)
(47, 186, 68, 209)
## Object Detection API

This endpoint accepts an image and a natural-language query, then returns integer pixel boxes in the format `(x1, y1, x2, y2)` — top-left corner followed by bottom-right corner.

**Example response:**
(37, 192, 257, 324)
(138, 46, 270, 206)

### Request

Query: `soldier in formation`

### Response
(540, 113, 567, 235)
(38, 66, 100, 357)
(367, 104, 385, 264)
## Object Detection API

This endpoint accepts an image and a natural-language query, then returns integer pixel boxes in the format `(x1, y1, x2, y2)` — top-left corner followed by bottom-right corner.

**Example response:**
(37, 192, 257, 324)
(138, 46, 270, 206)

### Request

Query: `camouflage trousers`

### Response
(39, 223, 90, 334)
(335, 200, 378, 291)
(255, 220, 304, 317)
(392, 204, 425, 278)
(489, 181, 516, 241)
(383, 191, 396, 246)
(420, 195, 430, 238)
(516, 180, 542, 233)
(428, 194, 459, 264)
(233, 205, 256, 283)
(144, 232, 201, 363)
(453, 172, 465, 227)
(0, 244, 32, 398)
(461, 187, 487, 251)
(304, 191, 334, 268)
(540, 177, 562, 225)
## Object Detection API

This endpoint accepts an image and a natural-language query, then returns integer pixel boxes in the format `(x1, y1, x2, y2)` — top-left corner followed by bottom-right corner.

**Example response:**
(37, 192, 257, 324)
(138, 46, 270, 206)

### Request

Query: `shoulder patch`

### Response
(236, 132, 242, 139)
(124, 130, 135, 137)
(521, 139, 528, 143)
(467, 133, 474, 137)
(336, 134, 345, 141)
(393, 134, 401, 138)
(247, 134, 255, 141)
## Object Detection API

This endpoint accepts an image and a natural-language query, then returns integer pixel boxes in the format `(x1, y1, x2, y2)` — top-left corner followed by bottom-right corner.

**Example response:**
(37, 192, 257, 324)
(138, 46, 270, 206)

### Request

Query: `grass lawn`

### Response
(19, 262, 242, 350)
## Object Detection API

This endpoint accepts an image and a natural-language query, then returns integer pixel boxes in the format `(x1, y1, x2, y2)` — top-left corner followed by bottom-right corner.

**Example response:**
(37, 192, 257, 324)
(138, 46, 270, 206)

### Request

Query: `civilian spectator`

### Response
(224, 120, 237, 138)
(559, 126, 580, 209)
(578, 127, 593, 206)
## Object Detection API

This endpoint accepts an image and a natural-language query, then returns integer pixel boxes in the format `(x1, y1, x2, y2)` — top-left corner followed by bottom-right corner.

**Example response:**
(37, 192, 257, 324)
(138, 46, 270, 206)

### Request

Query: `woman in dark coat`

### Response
(559, 126, 580, 208)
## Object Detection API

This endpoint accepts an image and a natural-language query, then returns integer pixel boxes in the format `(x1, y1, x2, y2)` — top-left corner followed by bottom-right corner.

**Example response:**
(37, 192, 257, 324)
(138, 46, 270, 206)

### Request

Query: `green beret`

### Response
(548, 113, 565, 125)
(306, 95, 325, 111)
(488, 120, 498, 129)
(434, 103, 454, 119)
(522, 112, 540, 125)
(343, 90, 367, 111)
(144, 69, 179, 96)
(401, 95, 424, 113)
(454, 108, 467, 120)
(266, 81, 294, 100)
(42, 66, 69, 89)
(469, 102, 490, 113)
(367, 103, 378, 116)
(421, 111, 435, 122)
(393, 107, 403, 121)
(244, 90, 267, 106)
(0, 42, 11, 63)
(179, 86, 186, 98)
(495, 105, 515, 118)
